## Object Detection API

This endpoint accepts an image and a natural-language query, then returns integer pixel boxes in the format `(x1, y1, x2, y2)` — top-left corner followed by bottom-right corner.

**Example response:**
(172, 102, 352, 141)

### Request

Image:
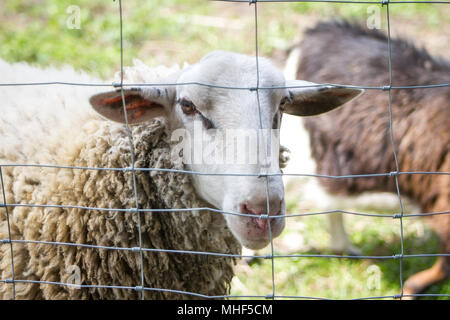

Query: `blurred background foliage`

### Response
(1, 0, 449, 77)
(0, 0, 448, 299)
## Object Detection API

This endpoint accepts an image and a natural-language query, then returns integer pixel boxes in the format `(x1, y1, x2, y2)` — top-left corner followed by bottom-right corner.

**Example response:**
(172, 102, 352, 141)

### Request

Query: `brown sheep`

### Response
(294, 21, 449, 297)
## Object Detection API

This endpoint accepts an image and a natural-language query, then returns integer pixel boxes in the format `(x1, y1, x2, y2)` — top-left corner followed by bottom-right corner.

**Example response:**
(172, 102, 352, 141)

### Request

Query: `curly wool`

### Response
(0, 60, 241, 299)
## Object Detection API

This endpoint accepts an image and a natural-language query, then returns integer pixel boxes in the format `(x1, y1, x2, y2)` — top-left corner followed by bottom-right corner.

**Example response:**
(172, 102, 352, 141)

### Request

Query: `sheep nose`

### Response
(241, 196, 283, 217)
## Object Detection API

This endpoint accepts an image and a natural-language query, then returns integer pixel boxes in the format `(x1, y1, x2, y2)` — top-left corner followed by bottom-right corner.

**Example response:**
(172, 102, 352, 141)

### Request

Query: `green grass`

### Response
(1, 1, 449, 78)
(1, 0, 448, 300)
(231, 212, 449, 300)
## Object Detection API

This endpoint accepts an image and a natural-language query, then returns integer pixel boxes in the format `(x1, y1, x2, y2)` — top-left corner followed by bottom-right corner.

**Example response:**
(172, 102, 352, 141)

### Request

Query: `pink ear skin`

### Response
(89, 90, 166, 124)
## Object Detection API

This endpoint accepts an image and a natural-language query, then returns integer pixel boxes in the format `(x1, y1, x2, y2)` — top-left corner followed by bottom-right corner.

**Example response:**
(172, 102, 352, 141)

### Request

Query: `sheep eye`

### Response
(200, 114, 216, 130)
(178, 99, 215, 129)
(179, 99, 197, 115)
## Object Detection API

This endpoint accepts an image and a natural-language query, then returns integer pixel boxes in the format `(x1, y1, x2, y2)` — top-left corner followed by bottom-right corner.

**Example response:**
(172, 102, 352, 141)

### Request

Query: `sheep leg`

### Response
(328, 213, 361, 256)
(403, 196, 450, 299)
(403, 256, 450, 298)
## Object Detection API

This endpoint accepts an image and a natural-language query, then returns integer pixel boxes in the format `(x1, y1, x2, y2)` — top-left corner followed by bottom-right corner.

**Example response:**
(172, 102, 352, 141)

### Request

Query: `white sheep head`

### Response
(89, 51, 363, 250)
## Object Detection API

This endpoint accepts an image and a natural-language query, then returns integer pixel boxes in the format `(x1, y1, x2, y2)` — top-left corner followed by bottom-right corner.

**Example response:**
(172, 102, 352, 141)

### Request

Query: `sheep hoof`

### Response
(346, 245, 363, 256)
(331, 244, 362, 256)
(400, 293, 416, 300)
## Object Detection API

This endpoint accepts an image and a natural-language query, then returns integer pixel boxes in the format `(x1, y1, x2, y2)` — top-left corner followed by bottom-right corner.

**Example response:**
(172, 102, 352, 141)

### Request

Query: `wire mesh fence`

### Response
(0, 0, 449, 300)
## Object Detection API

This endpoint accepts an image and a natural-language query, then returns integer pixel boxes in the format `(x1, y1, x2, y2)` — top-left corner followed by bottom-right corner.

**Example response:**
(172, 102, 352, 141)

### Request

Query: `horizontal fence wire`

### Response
(1, 81, 450, 90)
(0, 163, 448, 177)
(215, 0, 450, 4)
(1, 202, 449, 218)
(0, 277, 447, 300)
(0, 0, 449, 300)
(1, 239, 448, 260)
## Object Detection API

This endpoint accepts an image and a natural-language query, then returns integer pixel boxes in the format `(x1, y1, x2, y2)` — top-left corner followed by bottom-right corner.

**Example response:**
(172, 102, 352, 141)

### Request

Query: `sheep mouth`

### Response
(224, 205, 286, 249)
(244, 213, 284, 242)
(249, 214, 281, 233)
(238, 215, 285, 250)
(240, 203, 283, 234)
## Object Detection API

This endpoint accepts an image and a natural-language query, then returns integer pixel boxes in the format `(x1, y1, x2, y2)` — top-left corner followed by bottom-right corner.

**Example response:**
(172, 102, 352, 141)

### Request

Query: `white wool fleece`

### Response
(0, 59, 240, 299)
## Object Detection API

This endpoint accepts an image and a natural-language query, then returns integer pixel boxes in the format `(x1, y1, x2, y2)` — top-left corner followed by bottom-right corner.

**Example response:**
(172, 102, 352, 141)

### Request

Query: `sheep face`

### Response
(90, 51, 363, 250)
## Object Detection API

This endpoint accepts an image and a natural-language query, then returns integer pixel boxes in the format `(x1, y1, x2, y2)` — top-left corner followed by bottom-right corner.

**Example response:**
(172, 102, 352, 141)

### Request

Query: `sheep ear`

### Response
(89, 88, 168, 124)
(283, 80, 364, 116)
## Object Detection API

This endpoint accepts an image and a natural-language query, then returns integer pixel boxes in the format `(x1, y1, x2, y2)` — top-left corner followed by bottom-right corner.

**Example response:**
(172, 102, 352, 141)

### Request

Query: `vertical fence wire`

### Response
(252, 1, 276, 300)
(384, 1, 406, 299)
(0, 167, 15, 299)
(117, 0, 146, 300)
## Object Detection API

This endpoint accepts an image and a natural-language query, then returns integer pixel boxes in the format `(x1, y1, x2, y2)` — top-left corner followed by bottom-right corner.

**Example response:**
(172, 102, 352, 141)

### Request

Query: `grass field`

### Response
(1, 0, 448, 299)
(231, 184, 448, 299)
(2, 0, 449, 77)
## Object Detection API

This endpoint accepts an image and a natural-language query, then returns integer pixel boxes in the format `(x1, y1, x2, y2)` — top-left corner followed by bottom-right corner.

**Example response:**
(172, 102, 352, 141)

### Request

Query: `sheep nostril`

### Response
(241, 202, 282, 216)
(241, 203, 259, 216)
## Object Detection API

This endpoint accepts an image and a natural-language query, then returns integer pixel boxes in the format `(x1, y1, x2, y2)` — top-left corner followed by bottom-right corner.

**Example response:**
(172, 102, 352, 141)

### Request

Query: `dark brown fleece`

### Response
(297, 21, 449, 252)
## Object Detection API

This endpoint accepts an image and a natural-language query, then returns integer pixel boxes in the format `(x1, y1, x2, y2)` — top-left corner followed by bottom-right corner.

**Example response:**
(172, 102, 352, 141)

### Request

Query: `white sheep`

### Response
(0, 51, 363, 299)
